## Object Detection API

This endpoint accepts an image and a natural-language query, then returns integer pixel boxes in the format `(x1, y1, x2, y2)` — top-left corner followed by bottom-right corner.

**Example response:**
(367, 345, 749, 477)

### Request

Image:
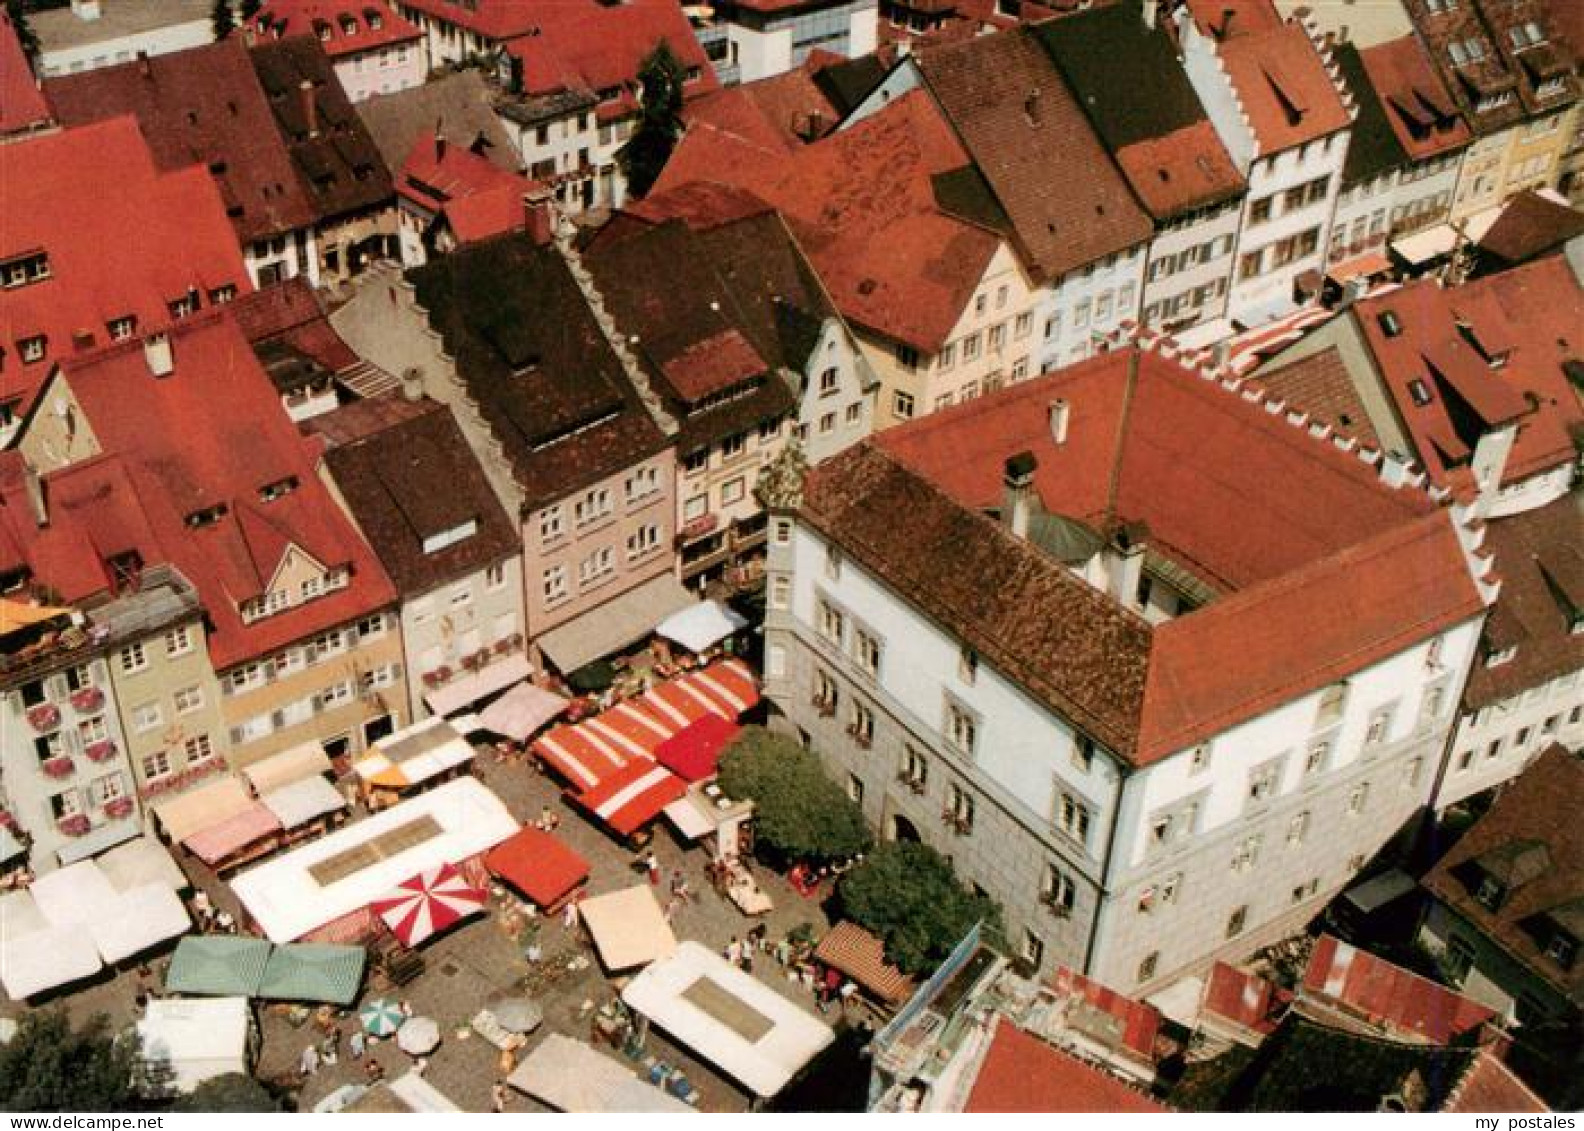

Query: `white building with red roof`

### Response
(393, 131, 541, 264)
(764, 338, 1497, 992)
(251, 0, 426, 102)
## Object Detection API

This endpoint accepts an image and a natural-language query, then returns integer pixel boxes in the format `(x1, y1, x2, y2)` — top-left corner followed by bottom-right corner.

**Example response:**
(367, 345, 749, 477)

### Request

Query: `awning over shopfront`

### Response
(579, 885, 677, 972)
(55, 817, 139, 866)
(257, 943, 367, 1004)
(183, 802, 282, 867)
(655, 600, 749, 655)
(535, 573, 694, 675)
(654, 715, 740, 782)
(1391, 222, 1459, 265)
(508, 1034, 695, 1114)
(424, 653, 533, 718)
(814, 921, 916, 1005)
(572, 760, 687, 838)
(97, 836, 189, 893)
(622, 941, 835, 1098)
(153, 777, 257, 842)
(642, 659, 760, 726)
(477, 681, 569, 742)
(91, 884, 192, 964)
(242, 741, 335, 795)
(165, 936, 273, 997)
(1325, 251, 1393, 284)
(0, 889, 103, 999)
(485, 827, 589, 909)
(261, 775, 348, 830)
(353, 716, 476, 790)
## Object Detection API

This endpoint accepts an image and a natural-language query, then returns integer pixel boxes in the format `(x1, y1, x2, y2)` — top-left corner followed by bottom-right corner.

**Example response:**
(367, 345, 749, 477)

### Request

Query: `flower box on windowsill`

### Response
(26, 704, 61, 733)
(57, 814, 90, 838)
(104, 797, 134, 820)
(41, 755, 75, 779)
(69, 687, 105, 713)
(84, 739, 117, 763)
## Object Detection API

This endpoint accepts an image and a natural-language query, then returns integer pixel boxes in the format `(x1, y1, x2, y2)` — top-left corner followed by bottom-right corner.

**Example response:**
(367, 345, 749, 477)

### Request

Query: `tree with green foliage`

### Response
(0, 1009, 157, 1112)
(5, 0, 38, 62)
(718, 726, 871, 864)
(617, 40, 687, 200)
(837, 840, 1001, 975)
(211, 0, 235, 40)
(172, 1074, 282, 1113)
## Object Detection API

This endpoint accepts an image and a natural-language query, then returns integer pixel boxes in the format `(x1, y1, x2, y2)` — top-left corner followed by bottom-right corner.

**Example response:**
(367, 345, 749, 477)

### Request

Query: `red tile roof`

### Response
(1300, 935, 1497, 1045)
(1352, 261, 1584, 496)
(0, 116, 250, 424)
(1358, 35, 1471, 163)
(1247, 345, 1384, 448)
(230, 276, 360, 372)
(1047, 965, 1163, 1062)
(1115, 122, 1244, 218)
(253, 0, 422, 57)
(657, 89, 999, 352)
(681, 58, 840, 152)
(1200, 962, 1286, 1041)
(1187, 0, 1352, 154)
(45, 38, 320, 243)
(1422, 744, 1584, 1009)
(48, 309, 395, 668)
(0, 8, 49, 137)
(811, 346, 1488, 762)
(395, 0, 544, 40)
(1443, 1049, 1548, 1113)
(964, 1019, 1168, 1113)
(398, 131, 538, 245)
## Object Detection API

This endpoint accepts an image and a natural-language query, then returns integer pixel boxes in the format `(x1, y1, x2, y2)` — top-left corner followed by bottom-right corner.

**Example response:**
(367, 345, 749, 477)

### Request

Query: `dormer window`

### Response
(1485, 645, 1517, 668)
(340, 15, 358, 35)
(1508, 22, 1545, 51)
(18, 335, 46, 364)
(107, 315, 137, 342)
(1377, 310, 1402, 338)
(185, 503, 229, 529)
(258, 476, 299, 502)
(958, 645, 978, 684)
(1546, 932, 1577, 970)
(1408, 378, 1433, 406)
(1315, 682, 1348, 729)
(1476, 874, 1507, 910)
(1, 252, 50, 289)
(368, 11, 383, 30)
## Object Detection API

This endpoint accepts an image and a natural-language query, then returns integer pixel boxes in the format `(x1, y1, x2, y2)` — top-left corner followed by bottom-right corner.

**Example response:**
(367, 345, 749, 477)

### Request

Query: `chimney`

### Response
(137, 51, 152, 79)
(523, 185, 556, 246)
(70, 0, 101, 20)
(400, 366, 424, 402)
(1049, 398, 1070, 445)
(22, 461, 47, 529)
(1003, 451, 1038, 540)
(299, 79, 318, 139)
(435, 133, 447, 162)
(1217, 6, 1234, 38)
(144, 332, 174, 377)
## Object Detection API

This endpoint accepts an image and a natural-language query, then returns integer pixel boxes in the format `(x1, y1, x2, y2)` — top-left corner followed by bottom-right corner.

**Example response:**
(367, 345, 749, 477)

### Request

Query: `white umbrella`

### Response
(490, 996, 544, 1034)
(397, 1015, 441, 1055)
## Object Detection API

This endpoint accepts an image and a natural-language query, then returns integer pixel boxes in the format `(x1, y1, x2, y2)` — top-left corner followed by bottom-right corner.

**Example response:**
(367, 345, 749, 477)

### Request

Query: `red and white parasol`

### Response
(370, 862, 486, 947)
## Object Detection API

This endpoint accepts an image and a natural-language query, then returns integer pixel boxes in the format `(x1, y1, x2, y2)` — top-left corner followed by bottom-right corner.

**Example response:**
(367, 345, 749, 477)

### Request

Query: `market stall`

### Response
(655, 600, 749, 656)
(484, 826, 589, 912)
(507, 1033, 695, 1114)
(256, 943, 367, 1005)
(579, 885, 678, 972)
(0, 889, 102, 999)
(353, 716, 476, 795)
(622, 941, 835, 1100)
(654, 715, 740, 782)
(371, 862, 487, 947)
(477, 682, 570, 742)
(813, 921, 916, 1008)
(96, 836, 190, 894)
(570, 760, 687, 839)
(164, 936, 273, 997)
(138, 998, 252, 1093)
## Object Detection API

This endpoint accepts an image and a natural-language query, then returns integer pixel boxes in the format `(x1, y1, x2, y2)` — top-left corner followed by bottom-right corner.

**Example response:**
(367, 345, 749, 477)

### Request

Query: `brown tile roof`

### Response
(356, 69, 521, 174)
(45, 38, 319, 242)
(409, 232, 670, 506)
(654, 88, 999, 352)
(1358, 34, 1472, 163)
(1464, 492, 1584, 708)
(1475, 190, 1584, 266)
(681, 60, 840, 151)
(1299, 934, 1497, 1045)
(1352, 261, 1584, 496)
(1247, 345, 1384, 448)
(319, 400, 519, 596)
(249, 34, 395, 223)
(231, 275, 360, 372)
(814, 921, 916, 1003)
(1423, 744, 1584, 1009)
(916, 28, 1153, 282)
(811, 346, 1486, 762)
(1442, 1050, 1549, 1113)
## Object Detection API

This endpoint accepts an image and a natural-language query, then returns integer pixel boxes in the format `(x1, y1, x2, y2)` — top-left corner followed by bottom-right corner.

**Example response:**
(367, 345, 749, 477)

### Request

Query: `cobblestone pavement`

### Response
(9, 747, 846, 1113)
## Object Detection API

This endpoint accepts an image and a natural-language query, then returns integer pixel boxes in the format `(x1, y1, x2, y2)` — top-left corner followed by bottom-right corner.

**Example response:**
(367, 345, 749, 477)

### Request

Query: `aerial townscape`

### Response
(0, 0, 1581, 1115)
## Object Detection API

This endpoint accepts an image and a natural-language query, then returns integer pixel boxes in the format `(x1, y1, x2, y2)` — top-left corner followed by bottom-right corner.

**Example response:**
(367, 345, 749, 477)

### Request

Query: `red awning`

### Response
(532, 723, 631, 791)
(182, 802, 282, 866)
(369, 861, 487, 947)
(654, 714, 740, 782)
(573, 761, 686, 838)
(485, 827, 589, 908)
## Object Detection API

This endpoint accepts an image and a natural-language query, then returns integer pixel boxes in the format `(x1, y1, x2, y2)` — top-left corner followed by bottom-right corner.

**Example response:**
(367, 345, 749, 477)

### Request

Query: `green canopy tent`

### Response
(163, 935, 272, 997)
(258, 943, 366, 1006)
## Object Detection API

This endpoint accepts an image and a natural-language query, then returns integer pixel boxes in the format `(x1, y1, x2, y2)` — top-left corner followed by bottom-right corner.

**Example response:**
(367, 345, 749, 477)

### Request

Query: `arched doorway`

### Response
(889, 813, 921, 843)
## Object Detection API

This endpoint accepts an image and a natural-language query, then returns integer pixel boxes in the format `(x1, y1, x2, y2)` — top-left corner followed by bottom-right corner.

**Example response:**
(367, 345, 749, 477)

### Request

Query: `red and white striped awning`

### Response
(573, 761, 687, 838)
(369, 862, 487, 947)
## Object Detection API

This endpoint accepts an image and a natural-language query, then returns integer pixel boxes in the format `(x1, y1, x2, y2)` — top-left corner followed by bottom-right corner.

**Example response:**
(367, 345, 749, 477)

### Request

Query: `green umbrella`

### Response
(359, 997, 405, 1037)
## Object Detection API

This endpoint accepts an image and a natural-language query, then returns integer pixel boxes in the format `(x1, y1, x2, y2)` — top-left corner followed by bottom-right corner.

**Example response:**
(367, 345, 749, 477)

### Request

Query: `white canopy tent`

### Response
(30, 859, 118, 926)
(508, 1033, 695, 1113)
(623, 942, 835, 1099)
(0, 900, 102, 1000)
(230, 776, 517, 942)
(241, 741, 334, 795)
(89, 884, 192, 964)
(260, 774, 347, 829)
(655, 600, 749, 655)
(138, 997, 250, 1093)
(579, 885, 677, 972)
(353, 716, 477, 790)
(96, 836, 189, 894)
(152, 777, 255, 842)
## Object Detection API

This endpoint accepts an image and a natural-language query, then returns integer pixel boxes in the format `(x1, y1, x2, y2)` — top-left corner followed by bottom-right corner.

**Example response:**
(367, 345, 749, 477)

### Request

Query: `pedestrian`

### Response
(663, 895, 681, 922)
(364, 1057, 385, 1084)
(491, 1081, 509, 1113)
(399, 999, 414, 1018)
(349, 1029, 366, 1060)
(545, 809, 560, 832)
(562, 898, 580, 930)
(538, 806, 554, 831)
(320, 1030, 340, 1066)
(412, 1056, 429, 1077)
(298, 1043, 320, 1078)
(839, 981, 858, 1011)
(725, 936, 742, 966)
(644, 851, 661, 886)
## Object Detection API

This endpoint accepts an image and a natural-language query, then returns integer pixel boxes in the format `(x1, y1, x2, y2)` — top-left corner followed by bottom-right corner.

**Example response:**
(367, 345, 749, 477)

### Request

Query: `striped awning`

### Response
(572, 760, 686, 838)
(814, 921, 916, 1005)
